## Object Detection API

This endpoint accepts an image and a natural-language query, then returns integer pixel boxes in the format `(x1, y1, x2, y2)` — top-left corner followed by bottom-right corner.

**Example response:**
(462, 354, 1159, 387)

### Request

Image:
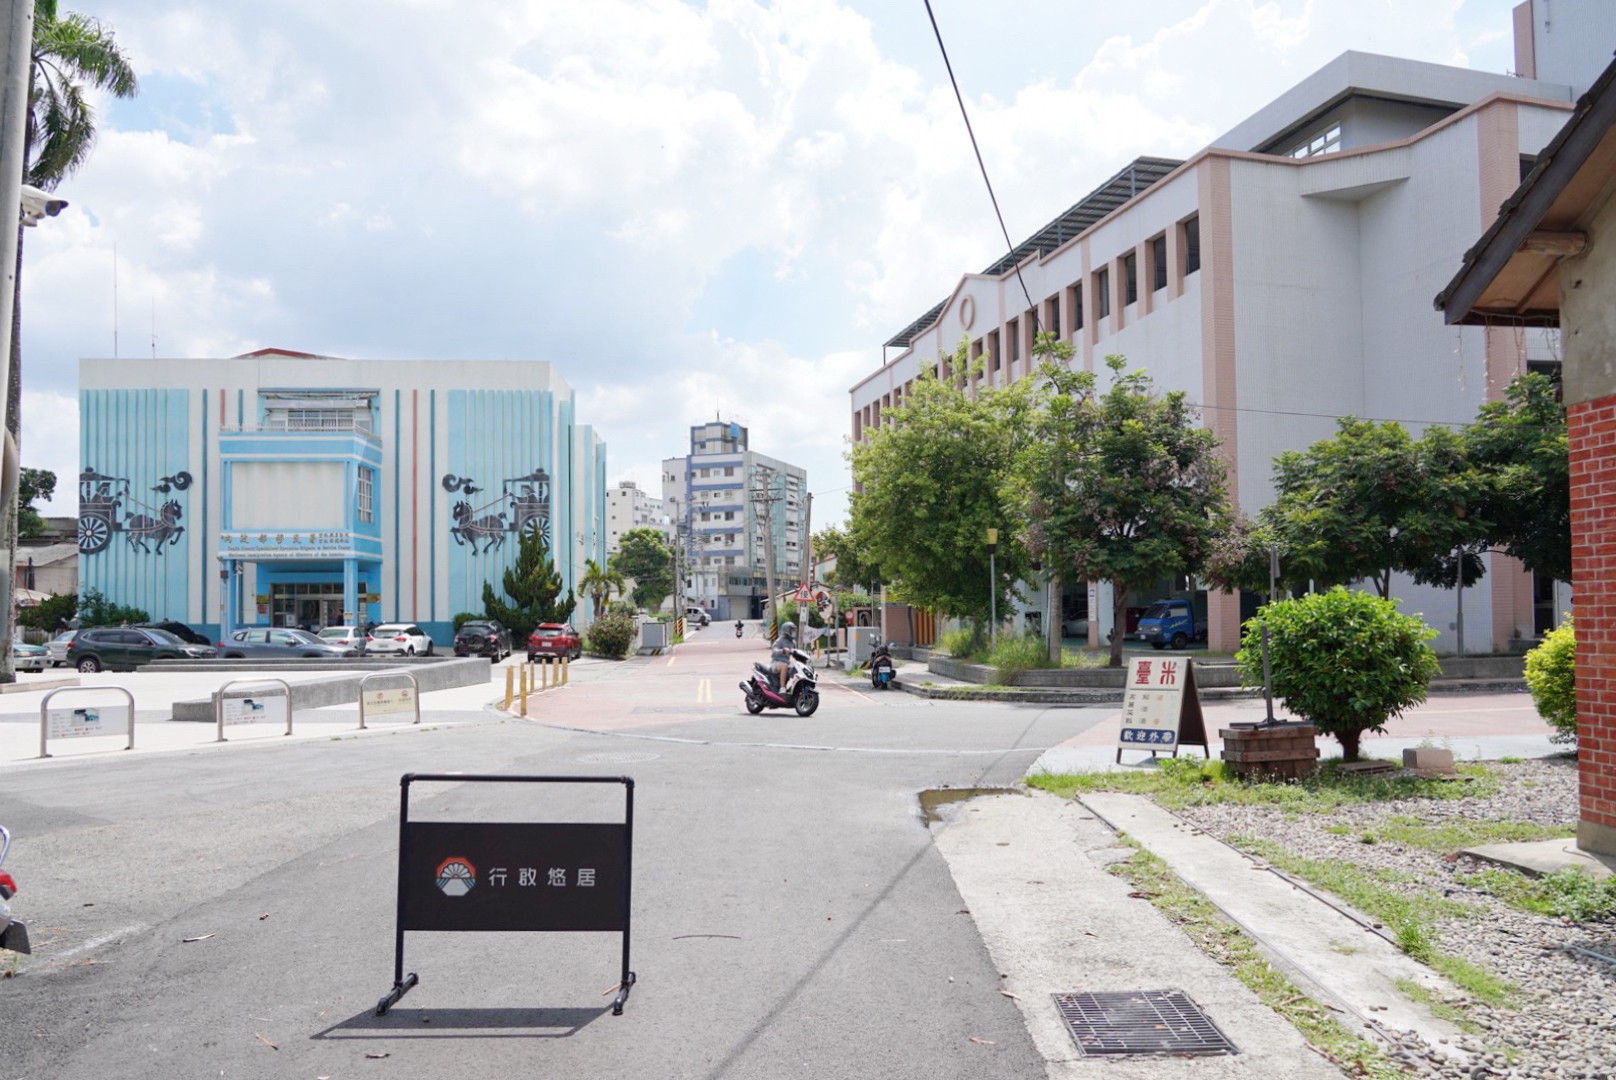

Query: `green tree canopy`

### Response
(1460, 371, 1568, 582)
(1003, 346, 1230, 667)
(811, 524, 881, 592)
(481, 527, 575, 641)
(18, 467, 54, 539)
(609, 528, 673, 611)
(576, 557, 625, 622)
(849, 338, 1027, 637)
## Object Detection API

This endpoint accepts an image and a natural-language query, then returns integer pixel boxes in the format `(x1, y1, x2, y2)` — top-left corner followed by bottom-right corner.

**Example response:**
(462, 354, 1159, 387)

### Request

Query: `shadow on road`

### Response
(312, 1005, 610, 1040)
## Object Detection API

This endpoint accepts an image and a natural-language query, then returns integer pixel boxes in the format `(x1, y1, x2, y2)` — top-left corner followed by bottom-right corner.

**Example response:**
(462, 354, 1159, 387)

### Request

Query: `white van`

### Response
(684, 606, 711, 627)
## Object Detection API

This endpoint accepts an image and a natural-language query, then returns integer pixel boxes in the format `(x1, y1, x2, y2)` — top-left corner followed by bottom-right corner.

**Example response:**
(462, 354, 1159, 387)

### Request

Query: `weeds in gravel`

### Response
(1395, 979, 1481, 1035)
(1028, 759, 1498, 811)
(1233, 835, 1520, 1009)
(1458, 866, 1616, 922)
(1371, 816, 1573, 852)
(1109, 840, 1405, 1079)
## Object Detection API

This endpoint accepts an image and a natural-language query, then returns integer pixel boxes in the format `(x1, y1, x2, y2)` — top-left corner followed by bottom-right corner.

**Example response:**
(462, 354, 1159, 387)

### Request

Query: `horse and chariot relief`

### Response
(442, 468, 551, 554)
(77, 468, 191, 555)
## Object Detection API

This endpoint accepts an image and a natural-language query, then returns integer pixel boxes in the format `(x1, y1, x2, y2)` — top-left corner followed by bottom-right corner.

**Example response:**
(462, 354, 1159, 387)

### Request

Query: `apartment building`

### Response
(605, 480, 673, 554)
(852, 3, 1608, 652)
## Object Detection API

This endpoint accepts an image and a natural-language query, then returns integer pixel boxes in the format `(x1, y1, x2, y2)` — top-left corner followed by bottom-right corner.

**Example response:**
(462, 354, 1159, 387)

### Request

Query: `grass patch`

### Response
(1458, 865, 1616, 922)
(1498, 756, 1525, 765)
(1396, 978, 1480, 1034)
(1372, 815, 1573, 853)
(1232, 836, 1519, 1010)
(1108, 842, 1404, 1079)
(1028, 758, 1498, 812)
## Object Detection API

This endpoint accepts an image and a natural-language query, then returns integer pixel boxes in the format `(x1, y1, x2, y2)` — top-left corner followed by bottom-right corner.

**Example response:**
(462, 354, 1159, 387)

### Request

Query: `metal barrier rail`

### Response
(214, 678, 294, 742)
(38, 686, 136, 758)
(358, 671, 421, 729)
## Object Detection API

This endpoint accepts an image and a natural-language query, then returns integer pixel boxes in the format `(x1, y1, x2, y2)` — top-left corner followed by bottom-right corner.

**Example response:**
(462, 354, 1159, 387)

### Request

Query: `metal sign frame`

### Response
(214, 678, 293, 742)
(358, 671, 420, 729)
(376, 773, 636, 1017)
(38, 686, 136, 758)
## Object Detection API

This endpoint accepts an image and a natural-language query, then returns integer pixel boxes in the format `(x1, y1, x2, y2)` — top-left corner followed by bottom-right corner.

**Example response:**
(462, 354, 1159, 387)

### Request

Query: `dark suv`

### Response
(454, 620, 511, 659)
(67, 627, 218, 672)
(136, 620, 212, 647)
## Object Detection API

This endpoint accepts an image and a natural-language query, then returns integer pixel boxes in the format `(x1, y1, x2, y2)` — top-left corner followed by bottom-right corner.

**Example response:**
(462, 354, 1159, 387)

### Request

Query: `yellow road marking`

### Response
(666, 655, 677, 667)
(697, 678, 712, 703)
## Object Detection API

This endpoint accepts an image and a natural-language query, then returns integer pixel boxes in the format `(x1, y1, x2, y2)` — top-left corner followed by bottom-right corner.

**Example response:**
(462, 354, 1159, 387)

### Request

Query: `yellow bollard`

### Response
(562, 654, 570, 686)
(504, 666, 514, 711)
(519, 676, 528, 717)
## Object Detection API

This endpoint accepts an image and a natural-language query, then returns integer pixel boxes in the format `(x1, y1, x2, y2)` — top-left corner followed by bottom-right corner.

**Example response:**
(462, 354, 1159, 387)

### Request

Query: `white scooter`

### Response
(0, 825, 31, 955)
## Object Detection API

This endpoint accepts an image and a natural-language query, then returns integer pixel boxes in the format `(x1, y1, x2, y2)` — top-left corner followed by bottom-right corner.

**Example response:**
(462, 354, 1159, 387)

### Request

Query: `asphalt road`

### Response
(0, 629, 1111, 1079)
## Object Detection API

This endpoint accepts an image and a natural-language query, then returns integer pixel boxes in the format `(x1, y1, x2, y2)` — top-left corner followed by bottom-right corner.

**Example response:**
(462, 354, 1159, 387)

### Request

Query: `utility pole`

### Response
(797, 491, 812, 646)
(751, 468, 779, 639)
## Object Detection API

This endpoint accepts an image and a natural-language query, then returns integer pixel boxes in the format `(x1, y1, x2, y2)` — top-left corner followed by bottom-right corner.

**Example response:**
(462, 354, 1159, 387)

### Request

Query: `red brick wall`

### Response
(1569, 394, 1616, 838)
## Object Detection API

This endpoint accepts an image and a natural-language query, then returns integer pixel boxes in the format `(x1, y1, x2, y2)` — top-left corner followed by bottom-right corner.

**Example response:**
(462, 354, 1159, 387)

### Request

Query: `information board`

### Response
(220, 694, 289, 727)
(46, 704, 131, 739)
(362, 685, 416, 716)
(1116, 656, 1209, 763)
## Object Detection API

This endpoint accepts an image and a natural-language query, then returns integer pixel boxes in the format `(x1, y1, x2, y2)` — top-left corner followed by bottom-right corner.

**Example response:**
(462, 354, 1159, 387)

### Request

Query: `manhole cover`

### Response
(574, 751, 661, 764)
(1052, 989, 1238, 1057)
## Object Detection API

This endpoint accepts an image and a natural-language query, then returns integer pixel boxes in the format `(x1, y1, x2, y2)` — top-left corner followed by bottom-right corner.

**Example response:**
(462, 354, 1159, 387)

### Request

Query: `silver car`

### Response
(218, 628, 357, 659)
(46, 630, 76, 667)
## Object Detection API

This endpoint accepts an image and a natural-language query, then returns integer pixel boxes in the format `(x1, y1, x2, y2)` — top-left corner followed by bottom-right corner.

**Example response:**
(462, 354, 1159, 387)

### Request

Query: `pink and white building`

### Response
(852, 2, 1610, 653)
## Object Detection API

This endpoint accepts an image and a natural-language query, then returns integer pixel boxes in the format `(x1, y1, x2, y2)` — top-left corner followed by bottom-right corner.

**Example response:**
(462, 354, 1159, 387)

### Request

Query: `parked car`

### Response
(1136, 599, 1208, 651)
(136, 621, 212, 647)
(684, 606, 711, 627)
(368, 624, 434, 656)
(67, 627, 218, 672)
(316, 626, 368, 653)
(217, 627, 358, 659)
(527, 622, 582, 661)
(1061, 616, 1090, 639)
(11, 641, 47, 673)
(46, 630, 76, 667)
(454, 620, 511, 659)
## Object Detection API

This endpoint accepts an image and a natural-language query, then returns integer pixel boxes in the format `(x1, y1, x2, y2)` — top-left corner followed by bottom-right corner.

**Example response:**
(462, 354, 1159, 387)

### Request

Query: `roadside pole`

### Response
(797, 493, 812, 646)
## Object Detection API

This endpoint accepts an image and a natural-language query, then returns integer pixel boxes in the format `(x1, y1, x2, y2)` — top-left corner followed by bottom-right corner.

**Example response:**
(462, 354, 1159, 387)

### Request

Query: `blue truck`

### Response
(1135, 598, 1206, 651)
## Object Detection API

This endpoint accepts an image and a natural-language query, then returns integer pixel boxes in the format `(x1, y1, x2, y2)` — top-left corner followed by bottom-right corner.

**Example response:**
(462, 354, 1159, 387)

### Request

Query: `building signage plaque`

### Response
(46, 705, 131, 739)
(220, 530, 356, 559)
(1116, 656, 1209, 764)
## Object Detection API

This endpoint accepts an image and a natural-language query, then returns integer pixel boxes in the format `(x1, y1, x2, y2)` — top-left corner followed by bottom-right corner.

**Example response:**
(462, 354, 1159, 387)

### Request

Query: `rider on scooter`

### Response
(770, 623, 797, 692)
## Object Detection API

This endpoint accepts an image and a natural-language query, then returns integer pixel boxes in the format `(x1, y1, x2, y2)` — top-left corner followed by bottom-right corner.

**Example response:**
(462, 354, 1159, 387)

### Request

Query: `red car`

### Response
(527, 622, 582, 661)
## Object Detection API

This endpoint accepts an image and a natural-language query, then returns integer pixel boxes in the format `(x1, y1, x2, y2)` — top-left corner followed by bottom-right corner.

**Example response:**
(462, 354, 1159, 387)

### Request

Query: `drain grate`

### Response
(1052, 989, 1238, 1057)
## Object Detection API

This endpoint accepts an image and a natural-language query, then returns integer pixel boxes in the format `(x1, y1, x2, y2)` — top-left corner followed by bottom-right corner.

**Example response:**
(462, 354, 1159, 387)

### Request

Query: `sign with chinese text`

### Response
(221, 694, 289, 727)
(219, 530, 356, 560)
(400, 821, 628, 932)
(46, 705, 130, 739)
(362, 685, 415, 716)
(1117, 656, 1208, 762)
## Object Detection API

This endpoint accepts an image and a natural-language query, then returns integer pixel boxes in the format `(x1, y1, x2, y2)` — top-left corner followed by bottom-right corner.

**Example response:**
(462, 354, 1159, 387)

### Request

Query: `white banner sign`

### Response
(46, 705, 131, 739)
(221, 694, 289, 727)
(361, 686, 416, 716)
(1118, 656, 1194, 750)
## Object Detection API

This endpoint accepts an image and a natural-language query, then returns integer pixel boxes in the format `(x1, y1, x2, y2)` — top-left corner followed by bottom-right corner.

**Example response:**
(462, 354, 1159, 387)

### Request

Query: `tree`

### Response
(1460, 371, 1569, 582)
(811, 525, 881, 592)
(849, 338, 1027, 640)
(77, 586, 146, 627)
(609, 528, 673, 611)
(18, 466, 54, 539)
(481, 526, 575, 642)
(4, 5, 136, 681)
(16, 590, 72, 630)
(1236, 587, 1439, 762)
(1004, 346, 1230, 667)
(576, 558, 625, 622)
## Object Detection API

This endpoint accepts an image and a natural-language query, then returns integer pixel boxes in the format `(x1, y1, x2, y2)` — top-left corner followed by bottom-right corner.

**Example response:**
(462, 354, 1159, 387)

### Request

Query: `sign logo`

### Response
(435, 856, 477, 897)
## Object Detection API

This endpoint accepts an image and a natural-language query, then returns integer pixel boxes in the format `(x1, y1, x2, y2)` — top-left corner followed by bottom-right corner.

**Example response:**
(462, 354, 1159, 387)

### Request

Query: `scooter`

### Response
(869, 639, 896, 690)
(735, 620, 744, 639)
(0, 825, 31, 955)
(740, 647, 820, 716)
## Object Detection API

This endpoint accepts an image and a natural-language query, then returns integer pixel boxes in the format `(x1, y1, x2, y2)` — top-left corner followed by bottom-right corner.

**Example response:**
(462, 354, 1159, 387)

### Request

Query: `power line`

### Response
(922, 0, 1042, 339)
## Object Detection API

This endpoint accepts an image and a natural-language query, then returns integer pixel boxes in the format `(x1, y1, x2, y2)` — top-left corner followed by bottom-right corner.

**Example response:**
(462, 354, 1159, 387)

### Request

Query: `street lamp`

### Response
(986, 527, 998, 643)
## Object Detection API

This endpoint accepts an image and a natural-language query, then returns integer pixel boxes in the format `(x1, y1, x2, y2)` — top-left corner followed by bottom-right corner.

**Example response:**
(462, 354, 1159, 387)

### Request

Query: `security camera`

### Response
(19, 184, 67, 227)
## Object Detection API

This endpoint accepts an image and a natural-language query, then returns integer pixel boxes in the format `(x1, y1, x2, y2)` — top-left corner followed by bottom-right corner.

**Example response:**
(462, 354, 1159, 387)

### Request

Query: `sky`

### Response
(21, 0, 1523, 527)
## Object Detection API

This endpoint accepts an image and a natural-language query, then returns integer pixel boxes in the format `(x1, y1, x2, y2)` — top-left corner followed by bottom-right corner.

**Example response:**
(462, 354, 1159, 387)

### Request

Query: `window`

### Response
(1069, 283, 1083, 331)
(1520, 155, 1538, 182)
(725, 466, 735, 476)
(357, 466, 375, 523)
(1151, 235, 1167, 291)
(1123, 253, 1138, 305)
(1005, 319, 1017, 366)
(1095, 268, 1111, 319)
(1287, 121, 1341, 159)
(1183, 216, 1200, 276)
(1045, 296, 1060, 339)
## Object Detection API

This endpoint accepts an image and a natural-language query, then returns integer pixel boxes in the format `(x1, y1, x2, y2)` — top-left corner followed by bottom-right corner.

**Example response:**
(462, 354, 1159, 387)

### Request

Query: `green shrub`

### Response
(1236, 588, 1438, 762)
(986, 632, 1053, 684)
(76, 587, 149, 627)
(451, 612, 482, 633)
(937, 627, 978, 659)
(1524, 618, 1575, 744)
(17, 592, 75, 630)
(587, 609, 637, 659)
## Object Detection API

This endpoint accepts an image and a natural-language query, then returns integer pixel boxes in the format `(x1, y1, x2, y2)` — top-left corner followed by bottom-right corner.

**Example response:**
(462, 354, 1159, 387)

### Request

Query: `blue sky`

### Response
(23, 0, 1522, 525)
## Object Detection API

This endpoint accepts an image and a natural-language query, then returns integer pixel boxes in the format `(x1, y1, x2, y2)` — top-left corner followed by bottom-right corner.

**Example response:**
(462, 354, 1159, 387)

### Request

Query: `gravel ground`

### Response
(1173, 758, 1616, 1079)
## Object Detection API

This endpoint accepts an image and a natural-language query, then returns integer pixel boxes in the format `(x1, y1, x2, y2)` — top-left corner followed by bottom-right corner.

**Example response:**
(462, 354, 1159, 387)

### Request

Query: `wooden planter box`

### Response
(1220, 723, 1320, 782)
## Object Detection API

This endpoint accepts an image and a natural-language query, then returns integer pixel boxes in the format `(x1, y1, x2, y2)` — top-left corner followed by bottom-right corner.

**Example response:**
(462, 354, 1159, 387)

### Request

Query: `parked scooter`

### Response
(740, 630, 820, 716)
(0, 825, 31, 955)
(735, 620, 744, 639)
(869, 639, 896, 690)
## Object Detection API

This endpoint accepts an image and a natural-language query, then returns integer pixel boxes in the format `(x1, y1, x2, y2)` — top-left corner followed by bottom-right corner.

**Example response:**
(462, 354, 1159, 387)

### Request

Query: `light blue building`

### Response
(78, 349, 607, 644)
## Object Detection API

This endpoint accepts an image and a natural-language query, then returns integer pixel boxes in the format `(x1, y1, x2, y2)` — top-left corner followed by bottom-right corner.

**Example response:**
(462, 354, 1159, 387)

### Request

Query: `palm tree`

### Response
(1, 3, 136, 683)
(577, 558, 625, 623)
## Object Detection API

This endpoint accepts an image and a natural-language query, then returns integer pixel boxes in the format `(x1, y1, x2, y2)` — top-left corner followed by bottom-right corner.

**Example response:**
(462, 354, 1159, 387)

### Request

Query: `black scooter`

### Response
(869, 639, 896, 689)
(735, 621, 744, 638)
(0, 825, 31, 955)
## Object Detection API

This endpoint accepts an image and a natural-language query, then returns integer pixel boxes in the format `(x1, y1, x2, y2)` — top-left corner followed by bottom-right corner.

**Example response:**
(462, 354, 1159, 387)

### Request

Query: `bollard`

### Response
(562, 653, 570, 686)
(520, 676, 528, 717)
(504, 666, 514, 711)
(541, 657, 550, 690)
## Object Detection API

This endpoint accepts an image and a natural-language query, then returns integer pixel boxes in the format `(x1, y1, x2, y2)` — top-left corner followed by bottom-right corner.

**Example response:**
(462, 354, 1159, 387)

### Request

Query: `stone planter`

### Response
(1220, 722, 1320, 782)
